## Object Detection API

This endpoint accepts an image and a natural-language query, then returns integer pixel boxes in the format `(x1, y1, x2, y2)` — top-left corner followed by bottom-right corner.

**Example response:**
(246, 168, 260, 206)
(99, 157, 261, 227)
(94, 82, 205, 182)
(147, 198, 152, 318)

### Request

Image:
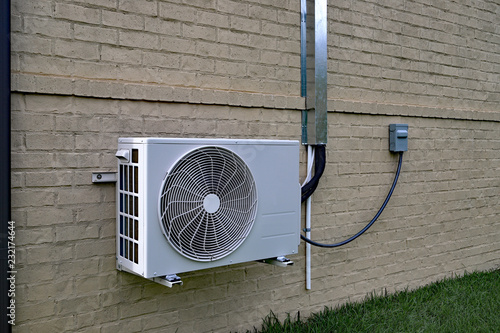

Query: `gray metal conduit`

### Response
(1, 0, 11, 331)
(302, 0, 328, 146)
(301, 0, 328, 290)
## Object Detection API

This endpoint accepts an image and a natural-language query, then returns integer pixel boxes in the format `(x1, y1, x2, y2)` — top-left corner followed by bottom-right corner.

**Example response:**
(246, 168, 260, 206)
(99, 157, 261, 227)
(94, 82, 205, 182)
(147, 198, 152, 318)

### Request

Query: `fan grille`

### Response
(159, 146, 258, 261)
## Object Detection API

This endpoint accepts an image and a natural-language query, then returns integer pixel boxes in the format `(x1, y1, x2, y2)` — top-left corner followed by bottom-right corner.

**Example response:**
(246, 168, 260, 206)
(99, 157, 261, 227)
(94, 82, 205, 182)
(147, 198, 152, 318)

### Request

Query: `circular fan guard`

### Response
(159, 146, 258, 261)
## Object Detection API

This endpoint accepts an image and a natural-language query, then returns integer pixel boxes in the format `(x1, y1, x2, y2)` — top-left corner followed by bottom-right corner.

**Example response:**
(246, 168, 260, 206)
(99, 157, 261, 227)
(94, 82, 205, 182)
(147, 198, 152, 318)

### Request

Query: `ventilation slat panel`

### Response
(118, 148, 140, 266)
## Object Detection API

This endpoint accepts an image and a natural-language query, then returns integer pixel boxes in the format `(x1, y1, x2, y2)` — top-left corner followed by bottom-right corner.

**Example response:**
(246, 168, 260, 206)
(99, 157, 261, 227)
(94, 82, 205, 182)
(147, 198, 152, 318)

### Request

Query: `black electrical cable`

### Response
(301, 145, 326, 203)
(301, 152, 403, 248)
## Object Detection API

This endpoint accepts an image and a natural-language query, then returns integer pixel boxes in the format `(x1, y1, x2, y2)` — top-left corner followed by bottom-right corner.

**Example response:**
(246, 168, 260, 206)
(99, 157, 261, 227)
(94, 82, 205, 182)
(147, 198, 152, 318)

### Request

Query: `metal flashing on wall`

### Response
(302, 0, 328, 145)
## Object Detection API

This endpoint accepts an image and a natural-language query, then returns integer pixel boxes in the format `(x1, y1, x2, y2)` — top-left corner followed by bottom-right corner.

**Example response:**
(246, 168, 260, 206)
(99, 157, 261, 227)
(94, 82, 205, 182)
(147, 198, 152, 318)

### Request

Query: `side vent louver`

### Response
(118, 148, 140, 264)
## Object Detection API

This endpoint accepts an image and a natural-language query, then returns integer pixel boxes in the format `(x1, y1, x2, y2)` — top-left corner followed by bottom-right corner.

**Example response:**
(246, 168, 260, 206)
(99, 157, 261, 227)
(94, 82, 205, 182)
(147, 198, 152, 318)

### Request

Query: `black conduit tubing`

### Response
(301, 152, 403, 248)
(301, 145, 326, 203)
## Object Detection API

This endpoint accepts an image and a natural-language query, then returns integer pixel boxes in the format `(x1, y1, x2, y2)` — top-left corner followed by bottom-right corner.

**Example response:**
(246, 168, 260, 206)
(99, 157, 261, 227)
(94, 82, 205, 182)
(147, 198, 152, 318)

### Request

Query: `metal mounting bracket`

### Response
(92, 172, 117, 183)
(260, 256, 294, 267)
(117, 262, 183, 288)
(151, 274, 183, 288)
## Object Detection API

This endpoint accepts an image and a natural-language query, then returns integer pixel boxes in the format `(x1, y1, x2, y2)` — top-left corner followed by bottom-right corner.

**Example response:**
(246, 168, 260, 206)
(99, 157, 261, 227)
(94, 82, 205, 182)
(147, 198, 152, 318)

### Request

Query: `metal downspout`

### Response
(1, 0, 11, 331)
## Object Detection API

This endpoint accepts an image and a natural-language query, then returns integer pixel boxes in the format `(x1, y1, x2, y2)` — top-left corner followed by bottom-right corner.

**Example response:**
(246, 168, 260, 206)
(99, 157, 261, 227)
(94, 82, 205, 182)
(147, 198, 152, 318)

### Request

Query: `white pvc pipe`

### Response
(305, 145, 313, 290)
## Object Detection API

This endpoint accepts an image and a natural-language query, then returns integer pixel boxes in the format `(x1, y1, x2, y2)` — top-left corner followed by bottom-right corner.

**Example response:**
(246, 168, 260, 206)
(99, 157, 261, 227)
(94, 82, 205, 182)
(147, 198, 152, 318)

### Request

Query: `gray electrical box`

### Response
(389, 124, 408, 152)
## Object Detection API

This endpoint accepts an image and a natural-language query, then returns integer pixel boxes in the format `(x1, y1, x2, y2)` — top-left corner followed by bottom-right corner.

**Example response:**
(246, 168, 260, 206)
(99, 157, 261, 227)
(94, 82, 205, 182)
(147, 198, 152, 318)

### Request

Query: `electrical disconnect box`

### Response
(389, 124, 409, 152)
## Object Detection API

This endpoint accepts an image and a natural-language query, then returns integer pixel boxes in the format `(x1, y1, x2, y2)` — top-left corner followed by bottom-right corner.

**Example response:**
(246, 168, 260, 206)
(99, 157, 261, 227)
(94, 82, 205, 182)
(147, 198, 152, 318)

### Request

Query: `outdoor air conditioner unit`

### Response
(115, 138, 300, 283)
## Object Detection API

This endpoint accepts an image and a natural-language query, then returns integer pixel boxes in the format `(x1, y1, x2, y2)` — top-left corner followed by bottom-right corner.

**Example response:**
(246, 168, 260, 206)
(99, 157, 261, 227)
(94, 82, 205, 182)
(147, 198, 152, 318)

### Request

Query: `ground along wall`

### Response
(10, 0, 500, 332)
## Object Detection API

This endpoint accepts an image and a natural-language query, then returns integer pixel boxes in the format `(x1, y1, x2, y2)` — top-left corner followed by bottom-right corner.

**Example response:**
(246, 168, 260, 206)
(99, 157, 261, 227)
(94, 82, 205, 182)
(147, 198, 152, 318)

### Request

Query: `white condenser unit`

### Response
(115, 138, 300, 283)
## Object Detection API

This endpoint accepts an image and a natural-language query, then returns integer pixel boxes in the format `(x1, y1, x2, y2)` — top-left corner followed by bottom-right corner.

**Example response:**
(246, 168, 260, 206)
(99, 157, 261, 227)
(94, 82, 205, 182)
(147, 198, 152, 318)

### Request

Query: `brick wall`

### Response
(10, 0, 500, 332)
(328, 0, 500, 112)
(12, 0, 302, 99)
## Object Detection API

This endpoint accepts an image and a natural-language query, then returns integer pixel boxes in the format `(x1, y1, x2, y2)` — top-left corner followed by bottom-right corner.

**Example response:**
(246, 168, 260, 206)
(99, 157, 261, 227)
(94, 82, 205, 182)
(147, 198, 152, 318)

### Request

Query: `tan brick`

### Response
(55, 224, 100, 242)
(119, 30, 159, 49)
(12, 189, 56, 208)
(11, 52, 20, 71)
(178, 303, 214, 322)
(183, 23, 216, 40)
(101, 318, 142, 333)
(17, 299, 56, 321)
(75, 274, 116, 293)
(54, 3, 101, 24)
(55, 114, 101, 133)
(249, 34, 278, 50)
(20, 54, 74, 75)
(12, 0, 52, 16)
(11, 171, 24, 189)
(159, 2, 197, 22)
(75, 24, 118, 44)
(182, 118, 217, 135)
(26, 244, 74, 264)
(262, 21, 290, 38)
(141, 312, 180, 330)
(231, 16, 260, 34)
(180, 55, 214, 72)
(26, 280, 72, 303)
(196, 41, 230, 59)
(277, 8, 297, 25)
(192, 315, 227, 332)
(24, 17, 72, 39)
(261, 50, 287, 65)
(102, 10, 144, 30)
(25, 207, 73, 227)
(17, 226, 54, 245)
(229, 45, 260, 62)
(119, 0, 157, 16)
(57, 187, 103, 205)
(160, 35, 197, 54)
(251, 4, 279, 21)
(144, 17, 181, 35)
(143, 51, 180, 69)
(12, 112, 55, 131)
(194, 74, 229, 91)
(25, 171, 73, 188)
(75, 133, 118, 151)
(26, 133, 75, 151)
(11, 14, 22, 32)
(101, 45, 142, 65)
(217, 0, 247, 16)
(119, 299, 159, 319)
(11, 152, 55, 170)
(54, 40, 100, 60)
(11, 33, 52, 55)
(143, 117, 182, 135)
(218, 29, 249, 46)
(56, 295, 101, 316)
(81, 307, 119, 329)
(75, 239, 115, 259)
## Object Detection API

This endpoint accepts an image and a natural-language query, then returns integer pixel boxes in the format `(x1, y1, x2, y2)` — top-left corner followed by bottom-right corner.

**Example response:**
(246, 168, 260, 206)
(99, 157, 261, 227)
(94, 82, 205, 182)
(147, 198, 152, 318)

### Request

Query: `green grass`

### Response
(249, 269, 500, 333)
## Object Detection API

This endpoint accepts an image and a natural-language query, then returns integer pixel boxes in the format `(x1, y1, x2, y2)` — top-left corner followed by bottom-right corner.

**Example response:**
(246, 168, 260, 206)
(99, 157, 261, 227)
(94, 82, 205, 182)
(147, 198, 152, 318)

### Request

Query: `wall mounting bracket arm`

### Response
(151, 274, 183, 288)
(259, 256, 294, 267)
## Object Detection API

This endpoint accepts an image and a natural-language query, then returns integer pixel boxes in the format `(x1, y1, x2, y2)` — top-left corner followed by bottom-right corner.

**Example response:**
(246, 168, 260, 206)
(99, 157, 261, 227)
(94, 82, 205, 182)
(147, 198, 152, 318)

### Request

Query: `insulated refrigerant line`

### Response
(301, 145, 326, 203)
(301, 152, 404, 248)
